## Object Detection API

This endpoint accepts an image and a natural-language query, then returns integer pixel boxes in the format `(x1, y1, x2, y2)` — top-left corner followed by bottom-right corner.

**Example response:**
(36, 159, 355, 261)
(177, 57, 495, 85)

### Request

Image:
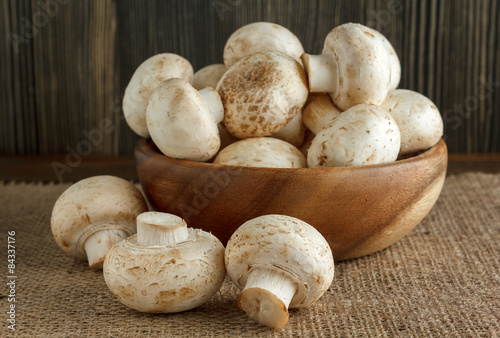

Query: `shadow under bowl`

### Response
(135, 138, 447, 261)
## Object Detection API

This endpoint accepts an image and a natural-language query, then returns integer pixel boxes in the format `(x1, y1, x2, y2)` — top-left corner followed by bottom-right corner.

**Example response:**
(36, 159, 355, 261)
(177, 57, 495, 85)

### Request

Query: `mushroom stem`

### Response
(136, 212, 189, 247)
(84, 229, 129, 269)
(237, 267, 297, 329)
(198, 86, 224, 124)
(303, 93, 343, 134)
(301, 54, 338, 93)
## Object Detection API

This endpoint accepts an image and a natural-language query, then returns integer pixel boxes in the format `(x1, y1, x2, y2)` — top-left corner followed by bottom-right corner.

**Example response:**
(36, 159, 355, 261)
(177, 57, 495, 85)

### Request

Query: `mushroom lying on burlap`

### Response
(123, 53, 193, 138)
(51, 175, 148, 269)
(301, 23, 393, 111)
(103, 211, 225, 313)
(225, 215, 334, 329)
(213, 137, 307, 168)
(307, 104, 401, 168)
(381, 89, 443, 156)
(223, 22, 304, 68)
(217, 51, 309, 139)
(146, 78, 222, 162)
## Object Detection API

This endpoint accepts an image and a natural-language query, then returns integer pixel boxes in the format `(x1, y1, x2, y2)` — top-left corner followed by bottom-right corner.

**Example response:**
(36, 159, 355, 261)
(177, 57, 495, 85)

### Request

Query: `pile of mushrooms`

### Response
(123, 21, 443, 169)
(50, 21, 445, 330)
(51, 180, 333, 327)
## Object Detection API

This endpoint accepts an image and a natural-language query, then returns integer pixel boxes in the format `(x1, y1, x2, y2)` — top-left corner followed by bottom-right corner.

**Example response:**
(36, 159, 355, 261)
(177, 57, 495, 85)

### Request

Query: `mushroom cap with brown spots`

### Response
(51, 175, 148, 260)
(307, 104, 401, 168)
(103, 228, 225, 313)
(217, 51, 309, 139)
(225, 215, 334, 309)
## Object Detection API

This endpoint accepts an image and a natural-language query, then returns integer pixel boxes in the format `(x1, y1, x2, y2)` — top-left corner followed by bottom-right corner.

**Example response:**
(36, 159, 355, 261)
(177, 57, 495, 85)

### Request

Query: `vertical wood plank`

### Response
(32, 0, 118, 155)
(0, 0, 15, 154)
(491, 0, 500, 152)
(1, 0, 38, 154)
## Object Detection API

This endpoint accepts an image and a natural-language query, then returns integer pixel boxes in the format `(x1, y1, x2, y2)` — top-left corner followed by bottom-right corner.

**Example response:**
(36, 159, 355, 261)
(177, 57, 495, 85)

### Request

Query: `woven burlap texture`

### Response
(0, 173, 499, 337)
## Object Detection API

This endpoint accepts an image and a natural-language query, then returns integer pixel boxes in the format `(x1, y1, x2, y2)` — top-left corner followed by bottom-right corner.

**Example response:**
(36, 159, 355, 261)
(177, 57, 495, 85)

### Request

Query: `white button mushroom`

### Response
(381, 89, 443, 155)
(225, 215, 334, 329)
(271, 111, 307, 148)
(217, 51, 309, 139)
(51, 175, 148, 269)
(301, 23, 392, 111)
(307, 104, 401, 168)
(213, 137, 307, 168)
(103, 211, 226, 313)
(303, 93, 343, 135)
(146, 78, 221, 162)
(223, 22, 304, 68)
(192, 64, 227, 90)
(372, 29, 401, 90)
(123, 53, 194, 138)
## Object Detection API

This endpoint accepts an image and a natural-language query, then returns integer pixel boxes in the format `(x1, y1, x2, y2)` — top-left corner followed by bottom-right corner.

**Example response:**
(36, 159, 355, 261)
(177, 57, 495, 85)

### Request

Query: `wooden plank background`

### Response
(1, 0, 499, 155)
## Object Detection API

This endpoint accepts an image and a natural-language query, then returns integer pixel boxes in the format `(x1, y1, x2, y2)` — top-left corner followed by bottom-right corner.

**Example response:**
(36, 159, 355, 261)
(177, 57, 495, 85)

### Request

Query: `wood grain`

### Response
(1, 152, 498, 182)
(0, 0, 499, 155)
(135, 138, 448, 261)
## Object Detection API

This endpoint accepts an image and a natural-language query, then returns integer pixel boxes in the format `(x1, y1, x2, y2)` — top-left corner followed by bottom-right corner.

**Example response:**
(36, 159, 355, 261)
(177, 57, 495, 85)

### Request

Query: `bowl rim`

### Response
(135, 138, 447, 172)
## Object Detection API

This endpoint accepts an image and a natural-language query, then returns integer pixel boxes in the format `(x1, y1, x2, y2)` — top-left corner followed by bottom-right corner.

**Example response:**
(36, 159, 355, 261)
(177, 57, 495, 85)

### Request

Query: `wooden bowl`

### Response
(135, 138, 447, 261)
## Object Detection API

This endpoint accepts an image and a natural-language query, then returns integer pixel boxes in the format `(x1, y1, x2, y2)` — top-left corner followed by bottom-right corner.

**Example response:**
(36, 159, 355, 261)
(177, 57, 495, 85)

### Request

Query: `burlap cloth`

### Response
(0, 172, 499, 337)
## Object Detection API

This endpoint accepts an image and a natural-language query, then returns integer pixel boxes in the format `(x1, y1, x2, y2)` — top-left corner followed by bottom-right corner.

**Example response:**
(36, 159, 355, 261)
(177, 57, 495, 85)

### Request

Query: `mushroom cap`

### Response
(381, 89, 443, 155)
(223, 22, 304, 68)
(225, 215, 334, 308)
(307, 104, 401, 167)
(372, 30, 401, 90)
(323, 23, 392, 111)
(51, 175, 148, 260)
(123, 53, 193, 138)
(146, 78, 221, 162)
(103, 228, 225, 313)
(213, 137, 307, 168)
(271, 110, 307, 148)
(217, 51, 308, 139)
(192, 64, 227, 90)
